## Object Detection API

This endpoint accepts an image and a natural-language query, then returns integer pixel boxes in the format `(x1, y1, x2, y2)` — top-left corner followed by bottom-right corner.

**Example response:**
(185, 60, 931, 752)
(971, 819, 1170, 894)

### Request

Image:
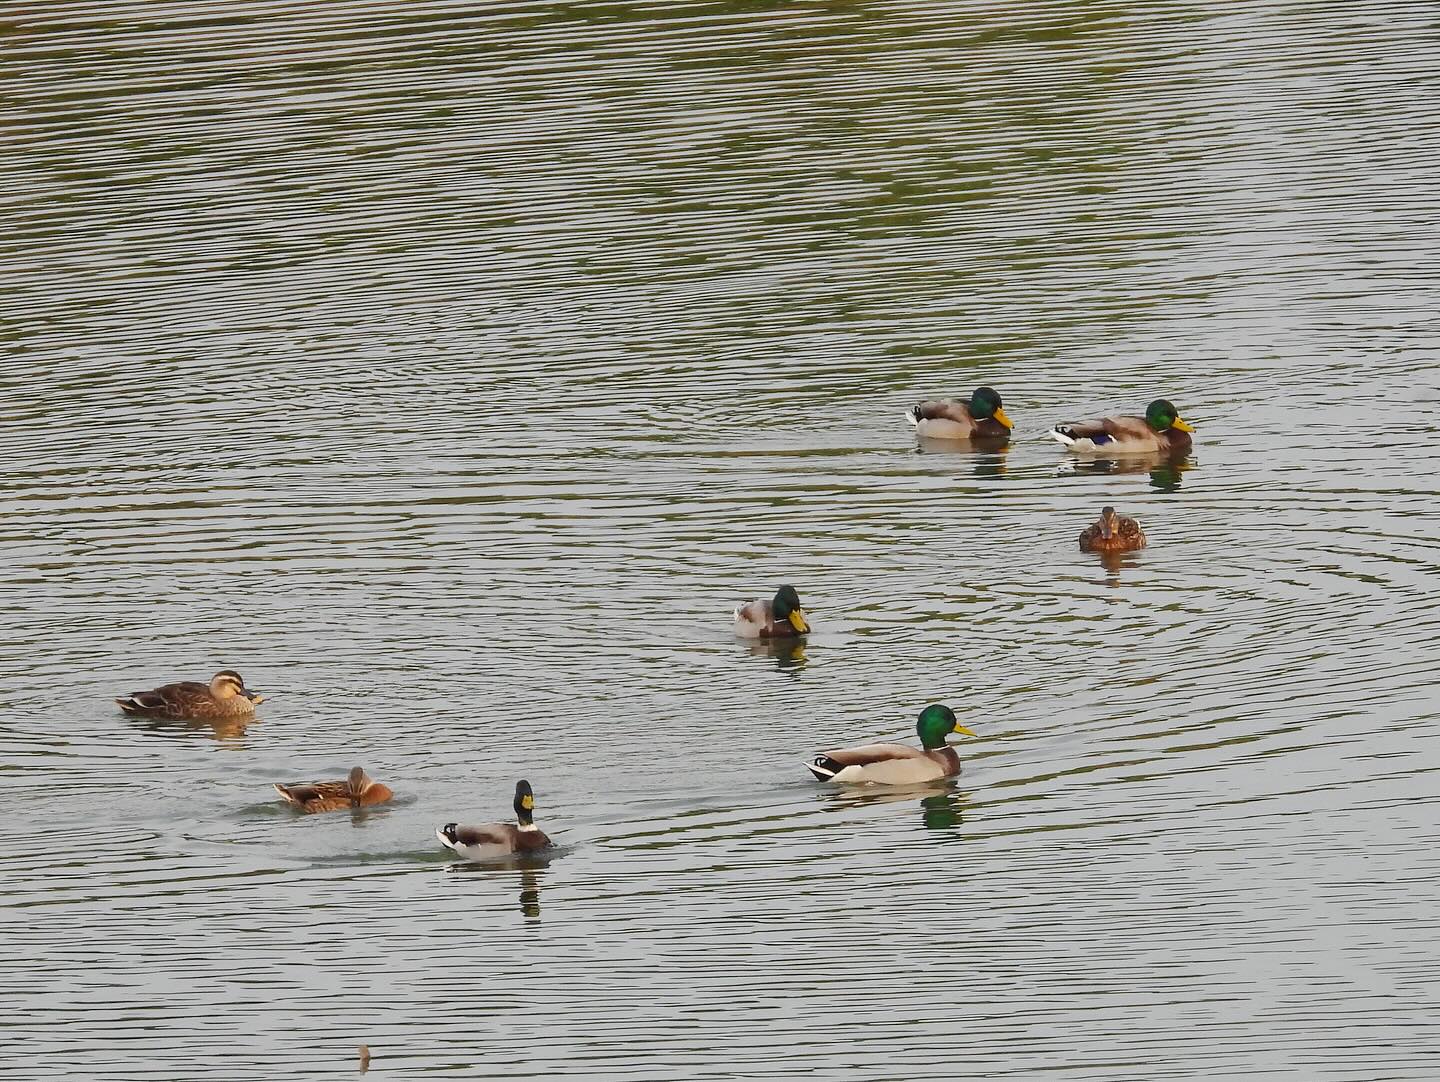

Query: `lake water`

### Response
(4, 2, 1440, 1078)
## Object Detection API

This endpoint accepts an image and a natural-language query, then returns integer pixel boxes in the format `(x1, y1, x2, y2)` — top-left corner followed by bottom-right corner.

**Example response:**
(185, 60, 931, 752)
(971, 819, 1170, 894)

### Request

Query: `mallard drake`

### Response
(734, 584, 810, 639)
(115, 670, 262, 722)
(1079, 505, 1147, 553)
(274, 766, 394, 813)
(437, 780, 551, 860)
(906, 386, 1013, 440)
(807, 704, 976, 785)
(1048, 398, 1195, 454)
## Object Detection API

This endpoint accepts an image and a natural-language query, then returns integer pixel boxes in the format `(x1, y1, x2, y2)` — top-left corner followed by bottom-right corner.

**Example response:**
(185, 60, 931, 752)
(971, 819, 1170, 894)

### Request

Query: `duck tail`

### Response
(273, 783, 302, 806)
(1047, 425, 1077, 447)
(904, 405, 922, 427)
(806, 754, 843, 781)
(116, 689, 166, 714)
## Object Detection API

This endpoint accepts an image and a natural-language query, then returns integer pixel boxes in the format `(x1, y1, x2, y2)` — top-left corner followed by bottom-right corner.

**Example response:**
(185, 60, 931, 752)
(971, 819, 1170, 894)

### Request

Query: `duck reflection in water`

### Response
(126, 712, 254, 747)
(914, 440, 1011, 480)
(821, 782, 967, 833)
(1094, 548, 1145, 581)
(1058, 451, 1191, 492)
(444, 861, 547, 922)
(742, 636, 807, 672)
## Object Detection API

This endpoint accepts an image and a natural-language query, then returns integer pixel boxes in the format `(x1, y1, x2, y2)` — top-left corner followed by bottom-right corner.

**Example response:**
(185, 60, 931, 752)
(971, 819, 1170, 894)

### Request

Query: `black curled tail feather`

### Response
(807, 755, 843, 780)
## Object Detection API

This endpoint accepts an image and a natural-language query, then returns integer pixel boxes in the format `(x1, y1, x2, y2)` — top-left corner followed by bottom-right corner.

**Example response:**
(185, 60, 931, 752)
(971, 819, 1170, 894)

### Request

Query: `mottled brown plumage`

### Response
(1079, 506, 1147, 553)
(115, 670, 262, 722)
(274, 766, 394, 813)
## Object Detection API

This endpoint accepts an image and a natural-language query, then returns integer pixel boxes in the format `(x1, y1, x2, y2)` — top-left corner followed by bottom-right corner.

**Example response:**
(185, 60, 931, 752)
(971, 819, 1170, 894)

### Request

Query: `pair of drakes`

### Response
(908, 387, 1196, 454)
(735, 589, 978, 782)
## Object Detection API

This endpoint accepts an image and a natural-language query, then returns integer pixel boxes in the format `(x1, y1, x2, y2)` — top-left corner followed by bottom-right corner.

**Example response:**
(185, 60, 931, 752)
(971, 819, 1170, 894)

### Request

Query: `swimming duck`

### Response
(734, 584, 810, 639)
(807, 704, 976, 785)
(1079, 506, 1147, 553)
(437, 780, 551, 860)
(274, 766, 394, 813)
(906, 386, 1013, 441)
(115, 670, 262, 722)
(1048, 399, 1195, 454)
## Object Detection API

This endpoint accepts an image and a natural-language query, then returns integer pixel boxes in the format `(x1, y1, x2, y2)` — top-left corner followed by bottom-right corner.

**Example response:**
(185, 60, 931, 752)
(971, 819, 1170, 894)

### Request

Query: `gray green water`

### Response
(4, 2, 1440, 1078)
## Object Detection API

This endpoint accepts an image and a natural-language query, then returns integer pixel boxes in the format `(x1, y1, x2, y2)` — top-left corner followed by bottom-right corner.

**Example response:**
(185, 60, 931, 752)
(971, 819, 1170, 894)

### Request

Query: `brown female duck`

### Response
(1079, 506, 1147, 553)
(274, 766, 394, 813)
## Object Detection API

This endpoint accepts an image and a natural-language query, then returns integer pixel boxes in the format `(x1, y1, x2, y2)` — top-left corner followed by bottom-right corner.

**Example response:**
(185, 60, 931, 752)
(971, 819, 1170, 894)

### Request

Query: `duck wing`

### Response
(274, 779, 351, 808)
(1050, 414, 1155, 449)
(117, 681, 209, 716)
(1117, 516, 1147, 545)
(908, 400, 973, 424)
(733, 599, 774, 638)
(821, 742, 927, 767)
(451, 823, 518, 848)
(1106, 416, 1155, 441)
(809, 743, 954, 784)
(155, 680, 210, 700)
(1051, 415, 1124, 440)
(735, 599, 772, 622)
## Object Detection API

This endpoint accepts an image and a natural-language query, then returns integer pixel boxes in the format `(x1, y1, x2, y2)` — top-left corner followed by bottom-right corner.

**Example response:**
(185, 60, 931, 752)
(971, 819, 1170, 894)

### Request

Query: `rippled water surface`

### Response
(5, 1, 1440, 1078)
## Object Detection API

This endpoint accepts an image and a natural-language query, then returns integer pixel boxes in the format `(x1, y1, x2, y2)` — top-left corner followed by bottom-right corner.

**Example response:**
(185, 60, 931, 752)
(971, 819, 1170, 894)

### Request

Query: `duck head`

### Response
(514, 780, 537, 826)
(917, 703, 976, 749)
(969, 386, 1013, 430)
(210, 670, 262, 703)
(1096, 505, 1119, 540)
(1145, 399, 1195, 434)
(772, 585, 810, 634)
